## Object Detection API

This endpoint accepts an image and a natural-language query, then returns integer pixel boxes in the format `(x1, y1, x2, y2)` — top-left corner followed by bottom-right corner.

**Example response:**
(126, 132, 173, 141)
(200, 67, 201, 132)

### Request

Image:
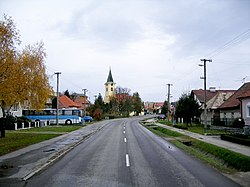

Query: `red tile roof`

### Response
(192, 89, 235, 103)
(74, 97, 89, 109)
(154, 102, 164, 107)
(237, 82, 250, 99)
(219, 82, 250, 109)
(59, 95, 81, 109)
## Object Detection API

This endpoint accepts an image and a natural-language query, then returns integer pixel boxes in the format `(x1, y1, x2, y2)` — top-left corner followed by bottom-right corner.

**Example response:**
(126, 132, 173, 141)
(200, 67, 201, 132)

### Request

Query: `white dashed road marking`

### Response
(126, 154, 130, 167)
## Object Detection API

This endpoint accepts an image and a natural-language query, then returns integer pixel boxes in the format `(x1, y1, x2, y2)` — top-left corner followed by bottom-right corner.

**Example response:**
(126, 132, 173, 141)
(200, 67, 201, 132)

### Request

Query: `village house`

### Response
(144, 102, 164, 114)
(219, 82, 250, 126)
(59, 95, 81, 109)
(191, 88, 235, 125)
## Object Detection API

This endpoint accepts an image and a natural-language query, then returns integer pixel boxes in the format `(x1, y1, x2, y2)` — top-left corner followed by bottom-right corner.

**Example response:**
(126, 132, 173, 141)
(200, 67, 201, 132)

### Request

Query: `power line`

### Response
(206, 29, 250, 58)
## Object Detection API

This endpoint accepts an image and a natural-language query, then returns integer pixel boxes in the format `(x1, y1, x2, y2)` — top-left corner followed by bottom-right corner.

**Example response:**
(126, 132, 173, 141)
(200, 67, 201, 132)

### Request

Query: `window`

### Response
(231, 112, 234, 119)
(247, 102, 250, 117)
(12, 103, 18, 111)
(224, 113, 226, 119)
(111, 87, 113, 91)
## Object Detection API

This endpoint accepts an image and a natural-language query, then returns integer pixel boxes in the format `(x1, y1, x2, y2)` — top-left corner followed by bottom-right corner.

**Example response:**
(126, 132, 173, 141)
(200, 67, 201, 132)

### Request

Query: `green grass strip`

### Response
(0, 133, 59, 156)
(146, 125, 250, 172)
(192, 140, 250, 171)
(20, 125, 82, 133)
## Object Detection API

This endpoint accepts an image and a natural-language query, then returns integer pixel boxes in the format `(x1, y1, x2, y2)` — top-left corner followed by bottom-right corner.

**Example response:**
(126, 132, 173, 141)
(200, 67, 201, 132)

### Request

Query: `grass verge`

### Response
(0, 133, 59, 156)
(0, 125, 84, 156)
(145, 125, 250, 173)
(19, 125, 83, 133)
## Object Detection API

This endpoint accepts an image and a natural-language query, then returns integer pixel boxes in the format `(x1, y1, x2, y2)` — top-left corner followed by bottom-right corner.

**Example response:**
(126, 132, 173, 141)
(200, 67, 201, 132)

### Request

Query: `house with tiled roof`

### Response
(59, 95, 81, 109)
(144, 102, 164, 114)
(231, 82, 250, 126)
(191, 88, 235, 125)
(216, 82, 250, 127)
(74, 96, 90, 110)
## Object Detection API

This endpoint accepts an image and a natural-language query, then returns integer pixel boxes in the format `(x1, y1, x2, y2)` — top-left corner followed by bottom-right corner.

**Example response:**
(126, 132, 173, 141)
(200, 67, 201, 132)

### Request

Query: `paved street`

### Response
(21, 117, 239, 187)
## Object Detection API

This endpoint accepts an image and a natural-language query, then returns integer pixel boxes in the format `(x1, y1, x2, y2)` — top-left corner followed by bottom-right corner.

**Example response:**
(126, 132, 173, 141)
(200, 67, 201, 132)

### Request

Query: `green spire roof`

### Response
(107, 68, 114, 83)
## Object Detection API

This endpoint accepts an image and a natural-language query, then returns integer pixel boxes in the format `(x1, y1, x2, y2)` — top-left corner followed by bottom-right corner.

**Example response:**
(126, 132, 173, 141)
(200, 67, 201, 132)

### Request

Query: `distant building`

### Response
(59, 95, 80, 109)
(144, 102, 164, 114)
(104, 68, 116, 103)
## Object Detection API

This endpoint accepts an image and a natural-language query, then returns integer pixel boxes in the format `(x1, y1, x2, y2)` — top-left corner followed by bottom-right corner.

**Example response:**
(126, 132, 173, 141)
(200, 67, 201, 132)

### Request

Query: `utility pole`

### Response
(82, 89, 88, 117)
(199, 59, 212, 130)
(54, 72, 61, 126)
(166, 83, 173, 122)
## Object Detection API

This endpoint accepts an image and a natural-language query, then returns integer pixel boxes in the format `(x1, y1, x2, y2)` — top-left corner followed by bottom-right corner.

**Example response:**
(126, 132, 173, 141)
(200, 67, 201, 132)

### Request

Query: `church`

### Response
(104, 68, 116, 103)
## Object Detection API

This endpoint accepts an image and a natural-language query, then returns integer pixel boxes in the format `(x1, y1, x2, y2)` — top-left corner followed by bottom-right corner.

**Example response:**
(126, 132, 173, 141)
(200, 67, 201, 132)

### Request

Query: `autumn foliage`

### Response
(0, 15, 52, 116)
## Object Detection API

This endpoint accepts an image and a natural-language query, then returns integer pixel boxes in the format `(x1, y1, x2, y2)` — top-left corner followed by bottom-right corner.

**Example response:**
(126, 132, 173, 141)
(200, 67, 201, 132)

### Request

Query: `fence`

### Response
(7, 121, 50, 130)
(210, 117, 243, 134)
(211, 118, 234, 127)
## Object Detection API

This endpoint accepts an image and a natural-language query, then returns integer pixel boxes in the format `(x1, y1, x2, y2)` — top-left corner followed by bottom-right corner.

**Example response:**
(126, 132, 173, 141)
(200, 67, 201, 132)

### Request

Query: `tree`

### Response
(64, 90, 70, 99)
(132, 92, 143, 115)
(175, 93, 201, 125)
(161, 100, 168, 115)
(87, 93, 105, 120)
(0, 15, 52, 124)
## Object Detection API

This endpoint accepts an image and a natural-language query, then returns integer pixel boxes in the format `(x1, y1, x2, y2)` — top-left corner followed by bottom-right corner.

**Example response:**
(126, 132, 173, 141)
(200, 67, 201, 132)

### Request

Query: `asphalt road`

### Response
(22, 117, 240, 187)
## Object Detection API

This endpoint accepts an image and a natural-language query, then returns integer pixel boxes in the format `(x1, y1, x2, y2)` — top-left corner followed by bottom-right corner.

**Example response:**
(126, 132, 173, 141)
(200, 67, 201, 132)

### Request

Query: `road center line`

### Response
(126, 154, 130, 167)
(124, 137, 127, 142)
(123, 130, 126, 134)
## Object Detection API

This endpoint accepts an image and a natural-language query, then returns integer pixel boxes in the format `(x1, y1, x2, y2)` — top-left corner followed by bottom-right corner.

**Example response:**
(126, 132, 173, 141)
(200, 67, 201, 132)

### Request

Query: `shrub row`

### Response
(192, 140, 250, 171)
(154, 126, 183, 137)
(148, 125, 250, 172)
(221, 134, 250, 147)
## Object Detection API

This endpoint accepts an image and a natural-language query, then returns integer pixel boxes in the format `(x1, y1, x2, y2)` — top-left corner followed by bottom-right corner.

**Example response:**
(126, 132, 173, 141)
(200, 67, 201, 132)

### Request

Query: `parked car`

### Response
(158, 114, 166, 120)
(82, 116, 93, 122)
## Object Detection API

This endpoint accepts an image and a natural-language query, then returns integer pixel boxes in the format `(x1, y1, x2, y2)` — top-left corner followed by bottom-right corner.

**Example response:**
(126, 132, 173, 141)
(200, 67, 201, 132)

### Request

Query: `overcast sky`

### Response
(1, 0, 250, 103)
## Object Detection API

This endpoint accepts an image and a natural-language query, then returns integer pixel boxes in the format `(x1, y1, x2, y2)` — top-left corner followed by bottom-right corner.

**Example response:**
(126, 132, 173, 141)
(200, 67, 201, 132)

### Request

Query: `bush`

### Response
(174, 124, 188, 130)
(193, 140, 250, 171)
(232, 118, 245, 128)
(221, 134, 250, 146)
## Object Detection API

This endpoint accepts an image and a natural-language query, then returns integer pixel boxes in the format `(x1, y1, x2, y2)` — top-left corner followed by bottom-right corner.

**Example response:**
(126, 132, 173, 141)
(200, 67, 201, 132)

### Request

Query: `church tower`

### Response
(104, 68, 116, 103)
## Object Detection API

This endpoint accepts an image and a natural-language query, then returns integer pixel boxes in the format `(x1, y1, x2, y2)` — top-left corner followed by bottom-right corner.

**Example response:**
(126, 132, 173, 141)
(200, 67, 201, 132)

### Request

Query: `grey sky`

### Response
(1, 0, 250, 102)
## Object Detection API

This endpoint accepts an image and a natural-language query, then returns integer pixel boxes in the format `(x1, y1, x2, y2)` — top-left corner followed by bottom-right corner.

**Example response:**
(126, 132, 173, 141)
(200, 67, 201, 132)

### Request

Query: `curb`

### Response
(22, 123, 107, 181)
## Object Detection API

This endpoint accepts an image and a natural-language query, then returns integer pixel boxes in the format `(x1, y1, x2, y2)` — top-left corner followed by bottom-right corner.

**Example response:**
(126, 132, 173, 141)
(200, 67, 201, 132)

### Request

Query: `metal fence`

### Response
(210, 117, 243, 134)
(211, 118, 234, 127)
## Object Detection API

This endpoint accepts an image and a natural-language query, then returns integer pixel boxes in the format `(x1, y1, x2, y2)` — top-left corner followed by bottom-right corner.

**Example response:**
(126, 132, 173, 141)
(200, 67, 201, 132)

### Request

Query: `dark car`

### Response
(158, 114, 166, 120)
(82, 116, 93, 122)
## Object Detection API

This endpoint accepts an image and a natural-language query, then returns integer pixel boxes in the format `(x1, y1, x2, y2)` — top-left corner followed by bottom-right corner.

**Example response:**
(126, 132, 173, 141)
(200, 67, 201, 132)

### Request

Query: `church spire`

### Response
(104, 67, 116, 103)
(106, 67, 114, 83)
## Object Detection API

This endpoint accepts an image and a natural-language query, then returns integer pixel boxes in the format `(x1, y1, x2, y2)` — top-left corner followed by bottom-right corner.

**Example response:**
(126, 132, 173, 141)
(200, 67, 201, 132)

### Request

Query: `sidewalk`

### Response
(0, 120, 110, 181)
(154, 122, 250, 157)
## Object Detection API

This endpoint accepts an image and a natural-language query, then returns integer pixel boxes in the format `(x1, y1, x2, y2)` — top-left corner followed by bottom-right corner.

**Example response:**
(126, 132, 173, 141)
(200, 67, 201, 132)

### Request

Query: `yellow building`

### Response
(104, 68, 116, 103)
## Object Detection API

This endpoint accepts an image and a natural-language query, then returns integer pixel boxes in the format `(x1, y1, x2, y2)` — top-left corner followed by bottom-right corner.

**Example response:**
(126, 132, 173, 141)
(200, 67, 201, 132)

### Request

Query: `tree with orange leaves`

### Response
(0, 15, 52, 125)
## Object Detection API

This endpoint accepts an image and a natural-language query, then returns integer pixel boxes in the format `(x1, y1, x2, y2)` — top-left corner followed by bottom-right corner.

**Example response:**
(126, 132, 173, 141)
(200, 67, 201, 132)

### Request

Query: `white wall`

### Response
(242, 98, 250, 126)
